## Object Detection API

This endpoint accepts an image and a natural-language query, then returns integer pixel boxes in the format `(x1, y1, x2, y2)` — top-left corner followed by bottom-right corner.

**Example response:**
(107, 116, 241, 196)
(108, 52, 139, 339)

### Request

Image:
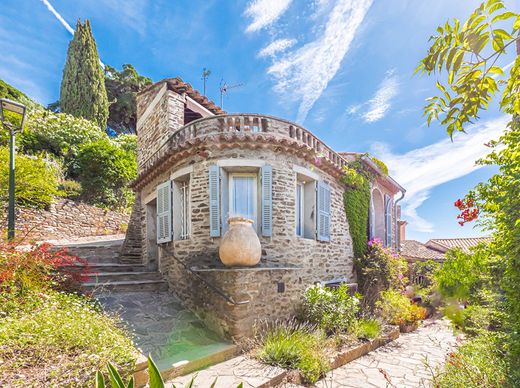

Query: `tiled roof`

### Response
(138, 77, 225, 115)
(426, 237, 492, 253)
(400, 240, 445, 262)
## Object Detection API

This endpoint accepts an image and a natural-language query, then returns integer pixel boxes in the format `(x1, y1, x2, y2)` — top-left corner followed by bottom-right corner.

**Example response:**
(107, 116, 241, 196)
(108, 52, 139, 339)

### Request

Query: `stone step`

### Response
(82, 279, 169, 293)
(82, 263, 147, 273)
(87, 272, 162, 283)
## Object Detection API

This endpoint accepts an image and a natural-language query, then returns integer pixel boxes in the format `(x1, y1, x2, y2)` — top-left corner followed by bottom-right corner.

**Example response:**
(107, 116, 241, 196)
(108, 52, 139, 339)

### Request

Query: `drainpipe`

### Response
(394, 190, 406, 252)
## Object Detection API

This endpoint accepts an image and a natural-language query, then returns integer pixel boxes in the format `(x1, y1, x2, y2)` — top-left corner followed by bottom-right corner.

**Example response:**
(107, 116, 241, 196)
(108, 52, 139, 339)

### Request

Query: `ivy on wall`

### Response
(341, 158, 373, 259)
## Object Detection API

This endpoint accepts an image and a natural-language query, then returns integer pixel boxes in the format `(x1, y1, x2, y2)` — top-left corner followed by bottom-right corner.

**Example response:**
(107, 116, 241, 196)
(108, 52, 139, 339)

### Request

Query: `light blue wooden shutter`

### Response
(156, 181, 172, 243)
(208, 165, 221, 237)
(261, 165, 273, 236)
(385, 195, 393, 247)
(220, 168, 229, 234)
(317, 181, 331, 242)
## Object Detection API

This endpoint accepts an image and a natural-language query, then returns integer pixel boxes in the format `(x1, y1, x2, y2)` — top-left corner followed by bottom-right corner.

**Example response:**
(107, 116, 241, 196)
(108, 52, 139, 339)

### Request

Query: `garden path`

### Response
(313, 318, 458, 388)
(169, 319, 457, 387)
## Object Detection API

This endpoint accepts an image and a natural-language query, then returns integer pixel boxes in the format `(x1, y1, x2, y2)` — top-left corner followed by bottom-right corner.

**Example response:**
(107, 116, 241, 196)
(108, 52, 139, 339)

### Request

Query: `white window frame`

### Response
(173, 174, 191, 241)
(228, 173, 258, 228)
(179, 180, 190, 240)
(296, 182, 304, 237)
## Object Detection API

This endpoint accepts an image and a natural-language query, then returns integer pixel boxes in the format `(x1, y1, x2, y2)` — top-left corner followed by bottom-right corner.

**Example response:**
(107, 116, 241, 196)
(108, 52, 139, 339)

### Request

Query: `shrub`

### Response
(432, 334, 508, 388)
(0, 240, 89, 300)
(353, 318, 382, 340)
(301, 283, 360, 334)
(0, 147, 61, 208)
(255, 320, 329, 383)
(0, 290, 137, 387)
(412, 259, 440, 287)
(75, 137, 137, 210)
(357, 239, 408, 307)
(58, 179, 82, 199)
(376, 289, 427, 326)
(20, 110, 105, 173)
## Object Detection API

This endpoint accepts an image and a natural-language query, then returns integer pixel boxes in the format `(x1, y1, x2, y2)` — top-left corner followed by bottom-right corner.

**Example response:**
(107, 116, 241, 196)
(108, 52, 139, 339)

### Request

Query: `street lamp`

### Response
(0, 98, 27, 240)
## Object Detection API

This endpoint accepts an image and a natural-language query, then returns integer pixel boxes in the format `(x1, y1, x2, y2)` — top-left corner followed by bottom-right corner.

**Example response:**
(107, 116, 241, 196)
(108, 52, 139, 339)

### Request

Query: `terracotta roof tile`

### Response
(400, 240, 445, 262)
(138, 77, 225, 115)
(425, 237, 491, 253)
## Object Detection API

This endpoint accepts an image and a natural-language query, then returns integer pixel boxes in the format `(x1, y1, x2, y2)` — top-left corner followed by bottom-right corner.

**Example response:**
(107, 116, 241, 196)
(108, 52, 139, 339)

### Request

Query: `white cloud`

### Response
(361, 69, 399, 123)
(40, 0, 74, 35)
(258, 39, 297, 58)
(267, 0, 373, 123)
(245, 0, 293, 33)
(371, 116, 508, 233)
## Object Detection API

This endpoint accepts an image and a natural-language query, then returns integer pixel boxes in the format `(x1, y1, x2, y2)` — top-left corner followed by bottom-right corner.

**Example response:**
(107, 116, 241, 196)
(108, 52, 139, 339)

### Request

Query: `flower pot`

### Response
(219, 217, 261, 267)
(399, 321, 419, 333)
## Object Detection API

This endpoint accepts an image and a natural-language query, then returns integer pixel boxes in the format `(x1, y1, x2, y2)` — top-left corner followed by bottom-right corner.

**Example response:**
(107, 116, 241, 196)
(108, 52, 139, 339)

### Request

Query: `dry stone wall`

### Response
(0, 199, 129, 241)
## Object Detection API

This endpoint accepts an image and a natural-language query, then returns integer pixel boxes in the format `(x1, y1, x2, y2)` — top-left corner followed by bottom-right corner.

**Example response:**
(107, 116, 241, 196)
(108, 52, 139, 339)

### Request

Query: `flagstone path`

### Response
(169, 318, 457, 388)
(313, 318, 458, 388)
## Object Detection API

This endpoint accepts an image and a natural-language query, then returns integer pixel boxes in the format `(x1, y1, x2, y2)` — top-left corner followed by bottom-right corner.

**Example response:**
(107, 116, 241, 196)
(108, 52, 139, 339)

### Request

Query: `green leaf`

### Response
(95, 371, 105, 388)
(209, 377, 218, 388)
(492, 11, 516, 23)
(126, 377, 134, 388)
(493, 28, 512, 40)
(514, 16, 520, 29)
(107, 363, 126, 388)
(147, 355, 165, 388)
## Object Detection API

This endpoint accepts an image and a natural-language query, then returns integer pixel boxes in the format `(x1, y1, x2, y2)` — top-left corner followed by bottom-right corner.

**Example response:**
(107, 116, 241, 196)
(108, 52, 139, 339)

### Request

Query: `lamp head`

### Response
(0, 98, 27, 132)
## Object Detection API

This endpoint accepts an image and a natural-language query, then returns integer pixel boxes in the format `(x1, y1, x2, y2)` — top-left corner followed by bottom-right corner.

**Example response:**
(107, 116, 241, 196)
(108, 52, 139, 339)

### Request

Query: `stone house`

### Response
(124, 77, 406, 340)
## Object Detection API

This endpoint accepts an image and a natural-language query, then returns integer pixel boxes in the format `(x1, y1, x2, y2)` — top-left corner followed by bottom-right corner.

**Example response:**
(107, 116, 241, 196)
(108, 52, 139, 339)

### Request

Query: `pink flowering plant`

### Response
(356, 238, 408, 308)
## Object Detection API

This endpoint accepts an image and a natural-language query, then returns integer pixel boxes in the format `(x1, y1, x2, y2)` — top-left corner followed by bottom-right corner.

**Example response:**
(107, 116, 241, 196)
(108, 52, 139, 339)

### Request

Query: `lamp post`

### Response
(0, 99, 27, 241)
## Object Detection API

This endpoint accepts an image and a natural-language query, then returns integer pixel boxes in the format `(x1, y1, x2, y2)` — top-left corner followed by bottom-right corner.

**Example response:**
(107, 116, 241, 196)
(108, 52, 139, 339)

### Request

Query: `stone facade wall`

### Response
(137, 88, 185, 168)
(0, 199, 129, 241)
(137, 147, 355, 339)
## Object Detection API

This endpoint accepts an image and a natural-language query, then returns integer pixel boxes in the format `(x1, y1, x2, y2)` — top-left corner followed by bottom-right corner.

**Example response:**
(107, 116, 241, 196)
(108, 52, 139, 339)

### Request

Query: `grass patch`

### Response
(0, 289, 137, 387)
(432, 333, 508, 388)
(255, 320, 330, 383)
(353, 318, 382, 340)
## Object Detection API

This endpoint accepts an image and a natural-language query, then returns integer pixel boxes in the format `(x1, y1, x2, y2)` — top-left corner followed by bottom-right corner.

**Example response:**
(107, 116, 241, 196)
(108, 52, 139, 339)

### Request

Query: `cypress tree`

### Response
(60, 19, 108, 129)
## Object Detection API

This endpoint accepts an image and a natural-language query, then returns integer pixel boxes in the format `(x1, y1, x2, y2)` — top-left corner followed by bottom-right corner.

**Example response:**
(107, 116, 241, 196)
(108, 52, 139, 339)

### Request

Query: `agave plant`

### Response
(95, 354, 243, 388)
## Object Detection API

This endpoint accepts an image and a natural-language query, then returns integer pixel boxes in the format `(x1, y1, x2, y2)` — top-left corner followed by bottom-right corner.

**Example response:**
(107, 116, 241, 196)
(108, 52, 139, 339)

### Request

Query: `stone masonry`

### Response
(0, 199, 129, 241)
(128, 78, 404, 340)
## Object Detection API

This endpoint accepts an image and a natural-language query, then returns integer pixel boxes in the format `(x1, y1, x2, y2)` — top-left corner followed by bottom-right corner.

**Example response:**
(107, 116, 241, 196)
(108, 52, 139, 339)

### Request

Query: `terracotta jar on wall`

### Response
(219, 217, 261, 267)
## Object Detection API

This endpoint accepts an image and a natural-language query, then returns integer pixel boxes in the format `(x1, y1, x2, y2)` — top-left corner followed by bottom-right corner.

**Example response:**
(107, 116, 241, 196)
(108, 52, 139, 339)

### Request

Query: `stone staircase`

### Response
(58, 236, 168, 293)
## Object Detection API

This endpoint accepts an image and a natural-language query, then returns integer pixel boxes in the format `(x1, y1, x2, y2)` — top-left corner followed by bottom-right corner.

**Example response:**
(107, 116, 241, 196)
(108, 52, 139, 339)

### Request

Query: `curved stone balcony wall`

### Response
(134, 114, 349, 189)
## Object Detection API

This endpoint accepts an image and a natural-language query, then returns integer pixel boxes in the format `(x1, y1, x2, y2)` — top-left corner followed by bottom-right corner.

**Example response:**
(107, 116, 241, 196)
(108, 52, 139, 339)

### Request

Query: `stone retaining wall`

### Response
(0, 199, 129, 241)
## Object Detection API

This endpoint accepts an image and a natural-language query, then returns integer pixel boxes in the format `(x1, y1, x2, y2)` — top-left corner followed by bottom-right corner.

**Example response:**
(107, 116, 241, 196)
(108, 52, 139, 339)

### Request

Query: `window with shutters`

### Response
(295, 174, 316, 240)
(229, 173, 258, 230)
(156, 181, 172, 244)
(173, 175, 190, 240)
(211, 162, 273, 237)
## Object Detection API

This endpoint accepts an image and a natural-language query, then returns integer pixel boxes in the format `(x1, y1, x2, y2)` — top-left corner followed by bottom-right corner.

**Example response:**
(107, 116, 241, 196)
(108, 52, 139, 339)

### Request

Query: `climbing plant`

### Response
(341, 157, 372, 259)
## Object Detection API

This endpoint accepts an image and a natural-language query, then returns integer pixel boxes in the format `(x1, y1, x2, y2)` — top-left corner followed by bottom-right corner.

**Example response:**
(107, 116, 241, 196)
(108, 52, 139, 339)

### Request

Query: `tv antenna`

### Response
(219, 79, 244, 109)
(201, 68, 211, 96)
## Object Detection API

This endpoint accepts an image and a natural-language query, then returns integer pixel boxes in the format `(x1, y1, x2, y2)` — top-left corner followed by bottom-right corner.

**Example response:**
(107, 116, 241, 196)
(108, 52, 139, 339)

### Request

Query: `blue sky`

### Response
(1, 0, 517, 241)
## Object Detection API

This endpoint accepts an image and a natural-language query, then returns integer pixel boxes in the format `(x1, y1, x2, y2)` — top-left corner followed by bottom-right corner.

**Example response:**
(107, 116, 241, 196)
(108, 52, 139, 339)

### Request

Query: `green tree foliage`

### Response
(417, 0, 520, 382)
(0, 79, 41, 111)
(0, 147, 60, 208)
(20, 110, 105, 174)
(105, 64, 152, 134)
(75, 137, 137, 210)
(60, 19, 109, 129)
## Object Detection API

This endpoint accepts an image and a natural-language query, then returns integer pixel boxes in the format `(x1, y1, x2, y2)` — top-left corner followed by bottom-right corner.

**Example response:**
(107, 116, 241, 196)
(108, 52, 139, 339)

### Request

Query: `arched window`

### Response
(384, 194, 393, 248)
(371, 189, 385, 242)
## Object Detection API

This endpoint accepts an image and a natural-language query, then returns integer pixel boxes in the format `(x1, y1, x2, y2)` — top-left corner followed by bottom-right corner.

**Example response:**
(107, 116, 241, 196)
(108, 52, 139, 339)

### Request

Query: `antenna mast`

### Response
(201, 68, 211, 96)
(219, 79, 244, 109)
